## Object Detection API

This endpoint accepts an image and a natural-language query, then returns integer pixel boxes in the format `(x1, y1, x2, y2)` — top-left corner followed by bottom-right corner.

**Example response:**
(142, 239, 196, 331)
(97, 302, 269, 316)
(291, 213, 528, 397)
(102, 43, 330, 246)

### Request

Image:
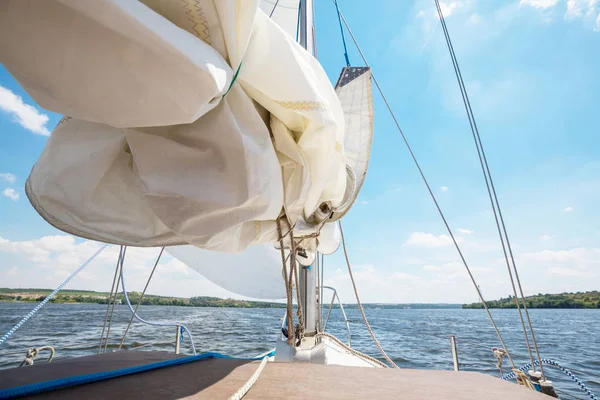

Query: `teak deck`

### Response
(0, 351, 548, 399)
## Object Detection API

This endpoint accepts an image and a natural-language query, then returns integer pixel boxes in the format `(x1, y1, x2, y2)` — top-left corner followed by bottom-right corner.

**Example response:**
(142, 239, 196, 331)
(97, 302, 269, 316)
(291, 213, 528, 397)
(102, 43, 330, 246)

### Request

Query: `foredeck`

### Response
(0, 351, 548, 399)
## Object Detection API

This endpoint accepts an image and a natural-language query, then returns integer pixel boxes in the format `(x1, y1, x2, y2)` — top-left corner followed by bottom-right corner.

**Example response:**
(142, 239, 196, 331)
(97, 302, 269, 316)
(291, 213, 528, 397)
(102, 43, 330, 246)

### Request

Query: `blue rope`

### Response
(119, 250, 196, 355)
(334, 0, 351, 66)
(502, 359, 598, 400)
(0, 245, 109, 347)
(0, 350, 275, 399)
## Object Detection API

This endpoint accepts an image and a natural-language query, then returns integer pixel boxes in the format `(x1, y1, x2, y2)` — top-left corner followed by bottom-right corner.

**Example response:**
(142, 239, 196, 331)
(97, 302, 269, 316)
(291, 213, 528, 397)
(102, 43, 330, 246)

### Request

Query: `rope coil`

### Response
(502, 359, 598, 400)
(19, 346, 55, 367)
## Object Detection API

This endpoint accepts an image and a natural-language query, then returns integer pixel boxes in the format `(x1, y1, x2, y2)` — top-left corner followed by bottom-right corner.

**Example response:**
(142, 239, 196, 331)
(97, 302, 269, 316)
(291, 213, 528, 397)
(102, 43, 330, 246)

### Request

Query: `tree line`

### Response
(462, 291, 600, 309)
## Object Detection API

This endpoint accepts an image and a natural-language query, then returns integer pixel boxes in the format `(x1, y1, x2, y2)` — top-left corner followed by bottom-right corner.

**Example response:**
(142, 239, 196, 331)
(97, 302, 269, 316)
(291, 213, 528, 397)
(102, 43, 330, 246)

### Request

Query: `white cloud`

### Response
(457, 228, 473, 234)
(360, 200, 368, 205)
(404, 232, 463, 247)
(0, 173, 16, 184)
(566, 0, 599, 17)
(417, 10, 426, 18)
(0, 234, 260, 300)
(521, 247, 600, 265)
(564, 206, 574, 212)
(547, 267, 590, 277)
(0, 85, 50, 135)
(2, 188, 19, 201)
(567, 0, 584, 17)
(468, 13, 482, 24)
(540, 234, 555, 240)
(440, 1, 460, 17)
(565, 0, 600, 28)
(440, 186, 449, 192)
(520, 0, 559, 9)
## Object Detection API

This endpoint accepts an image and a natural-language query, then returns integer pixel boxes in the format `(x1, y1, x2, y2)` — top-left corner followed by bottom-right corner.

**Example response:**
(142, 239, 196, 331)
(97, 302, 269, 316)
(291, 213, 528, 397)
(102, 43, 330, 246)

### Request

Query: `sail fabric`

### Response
(259, 0, 301, 41)
(166, 221, 338, 299)
(331, 67, 374, 220)
(167, 244, 287, 299)
(0, 0, 348, 252)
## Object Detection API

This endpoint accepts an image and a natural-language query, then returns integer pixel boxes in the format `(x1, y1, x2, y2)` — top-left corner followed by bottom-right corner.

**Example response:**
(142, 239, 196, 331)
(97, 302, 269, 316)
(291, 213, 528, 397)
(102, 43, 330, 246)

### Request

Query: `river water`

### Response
(1, 303, 598, 398)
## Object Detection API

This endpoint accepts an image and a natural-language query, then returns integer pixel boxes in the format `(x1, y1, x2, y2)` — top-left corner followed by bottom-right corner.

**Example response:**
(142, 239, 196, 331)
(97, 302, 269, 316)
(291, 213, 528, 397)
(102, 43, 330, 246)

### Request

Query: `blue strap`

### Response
(223, 62, 243, 97)
(0, 350, 275, 399)
(334, 0, 351, 66)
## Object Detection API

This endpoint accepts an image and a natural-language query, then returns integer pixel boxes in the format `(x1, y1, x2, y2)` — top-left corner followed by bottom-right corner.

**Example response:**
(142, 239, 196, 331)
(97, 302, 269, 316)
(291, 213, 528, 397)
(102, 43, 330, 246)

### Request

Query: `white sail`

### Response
(167, 220, 338, 299)
(167, 244, 286, 300)
(332, 67, 374, 220)
(259, 0, 301, 41)
(0, 0, 347, 252)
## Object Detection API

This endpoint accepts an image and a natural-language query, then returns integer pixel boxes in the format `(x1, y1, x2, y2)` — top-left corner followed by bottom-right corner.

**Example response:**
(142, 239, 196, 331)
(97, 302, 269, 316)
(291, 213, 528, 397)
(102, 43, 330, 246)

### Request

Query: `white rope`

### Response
(315, 332, 388, 368)
(19, 346, 55, 367)
(228, 356, 269, 400)
(338, 221, 398, 368)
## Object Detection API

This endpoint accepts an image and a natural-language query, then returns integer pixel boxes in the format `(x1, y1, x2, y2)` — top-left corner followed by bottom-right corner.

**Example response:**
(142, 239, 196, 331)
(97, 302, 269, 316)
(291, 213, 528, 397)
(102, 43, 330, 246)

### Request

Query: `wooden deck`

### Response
(0, 351, 549, 399)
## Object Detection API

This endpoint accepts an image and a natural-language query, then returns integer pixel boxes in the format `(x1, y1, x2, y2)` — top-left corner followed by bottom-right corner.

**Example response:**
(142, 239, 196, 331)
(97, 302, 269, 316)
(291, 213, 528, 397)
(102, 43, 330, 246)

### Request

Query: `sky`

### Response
(0, 0, 599, 304)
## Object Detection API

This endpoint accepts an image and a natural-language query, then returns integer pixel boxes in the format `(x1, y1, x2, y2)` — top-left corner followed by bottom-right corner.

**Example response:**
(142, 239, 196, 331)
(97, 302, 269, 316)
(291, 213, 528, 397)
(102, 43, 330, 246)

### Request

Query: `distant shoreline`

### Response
(462, 291, 600, 309)
(0, 288, 460, 309)
(3, 288, 598, 309)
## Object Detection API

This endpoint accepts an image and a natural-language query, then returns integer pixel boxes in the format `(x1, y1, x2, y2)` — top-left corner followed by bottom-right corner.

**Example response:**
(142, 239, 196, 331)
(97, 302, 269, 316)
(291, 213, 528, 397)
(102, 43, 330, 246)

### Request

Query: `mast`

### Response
(297, 0, 318, 337)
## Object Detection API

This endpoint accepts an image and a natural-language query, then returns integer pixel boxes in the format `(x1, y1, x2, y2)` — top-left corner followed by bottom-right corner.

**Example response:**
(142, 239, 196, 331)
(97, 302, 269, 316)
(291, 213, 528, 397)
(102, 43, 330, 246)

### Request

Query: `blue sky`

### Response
(0, 0, 599, 303)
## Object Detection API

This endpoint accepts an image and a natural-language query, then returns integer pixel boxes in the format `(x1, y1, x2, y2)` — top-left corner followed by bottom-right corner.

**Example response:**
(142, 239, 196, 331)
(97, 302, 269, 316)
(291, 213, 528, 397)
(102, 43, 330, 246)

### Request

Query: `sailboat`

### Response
(0, 0, 597, 399)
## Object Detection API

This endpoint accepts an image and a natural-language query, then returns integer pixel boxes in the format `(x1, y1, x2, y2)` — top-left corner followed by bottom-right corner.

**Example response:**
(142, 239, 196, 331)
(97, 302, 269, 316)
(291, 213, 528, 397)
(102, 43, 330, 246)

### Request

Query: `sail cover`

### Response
(0, 0, 348, 252)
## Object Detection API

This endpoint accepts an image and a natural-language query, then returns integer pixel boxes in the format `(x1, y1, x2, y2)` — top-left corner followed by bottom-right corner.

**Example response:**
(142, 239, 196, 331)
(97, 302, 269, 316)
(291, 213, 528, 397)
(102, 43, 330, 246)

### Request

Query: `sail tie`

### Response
(223, 62, 243, 97)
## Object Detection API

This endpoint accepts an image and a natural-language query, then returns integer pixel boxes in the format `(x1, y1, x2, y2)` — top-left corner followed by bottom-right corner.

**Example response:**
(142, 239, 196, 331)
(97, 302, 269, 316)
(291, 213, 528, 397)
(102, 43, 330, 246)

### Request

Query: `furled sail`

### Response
(0, 0, 347, 252)
(331, 67, 374, 220)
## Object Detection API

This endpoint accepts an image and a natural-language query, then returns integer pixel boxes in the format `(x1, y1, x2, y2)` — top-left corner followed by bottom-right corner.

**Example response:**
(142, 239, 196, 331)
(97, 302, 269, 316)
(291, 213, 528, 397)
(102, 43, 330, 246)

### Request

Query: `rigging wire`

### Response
(118, 247, 165, 350)
(103, 246, 125, 354)
(432, 0, 544, 378)
(339, 221, 398, 368)
(333, 0, 350, 66)
(268, 0, 280, 18)
(335, 6, 516, 369)
(98, 245, 123, 354)
(0, 245, 108, 347)
(119, 247, 197, 355)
